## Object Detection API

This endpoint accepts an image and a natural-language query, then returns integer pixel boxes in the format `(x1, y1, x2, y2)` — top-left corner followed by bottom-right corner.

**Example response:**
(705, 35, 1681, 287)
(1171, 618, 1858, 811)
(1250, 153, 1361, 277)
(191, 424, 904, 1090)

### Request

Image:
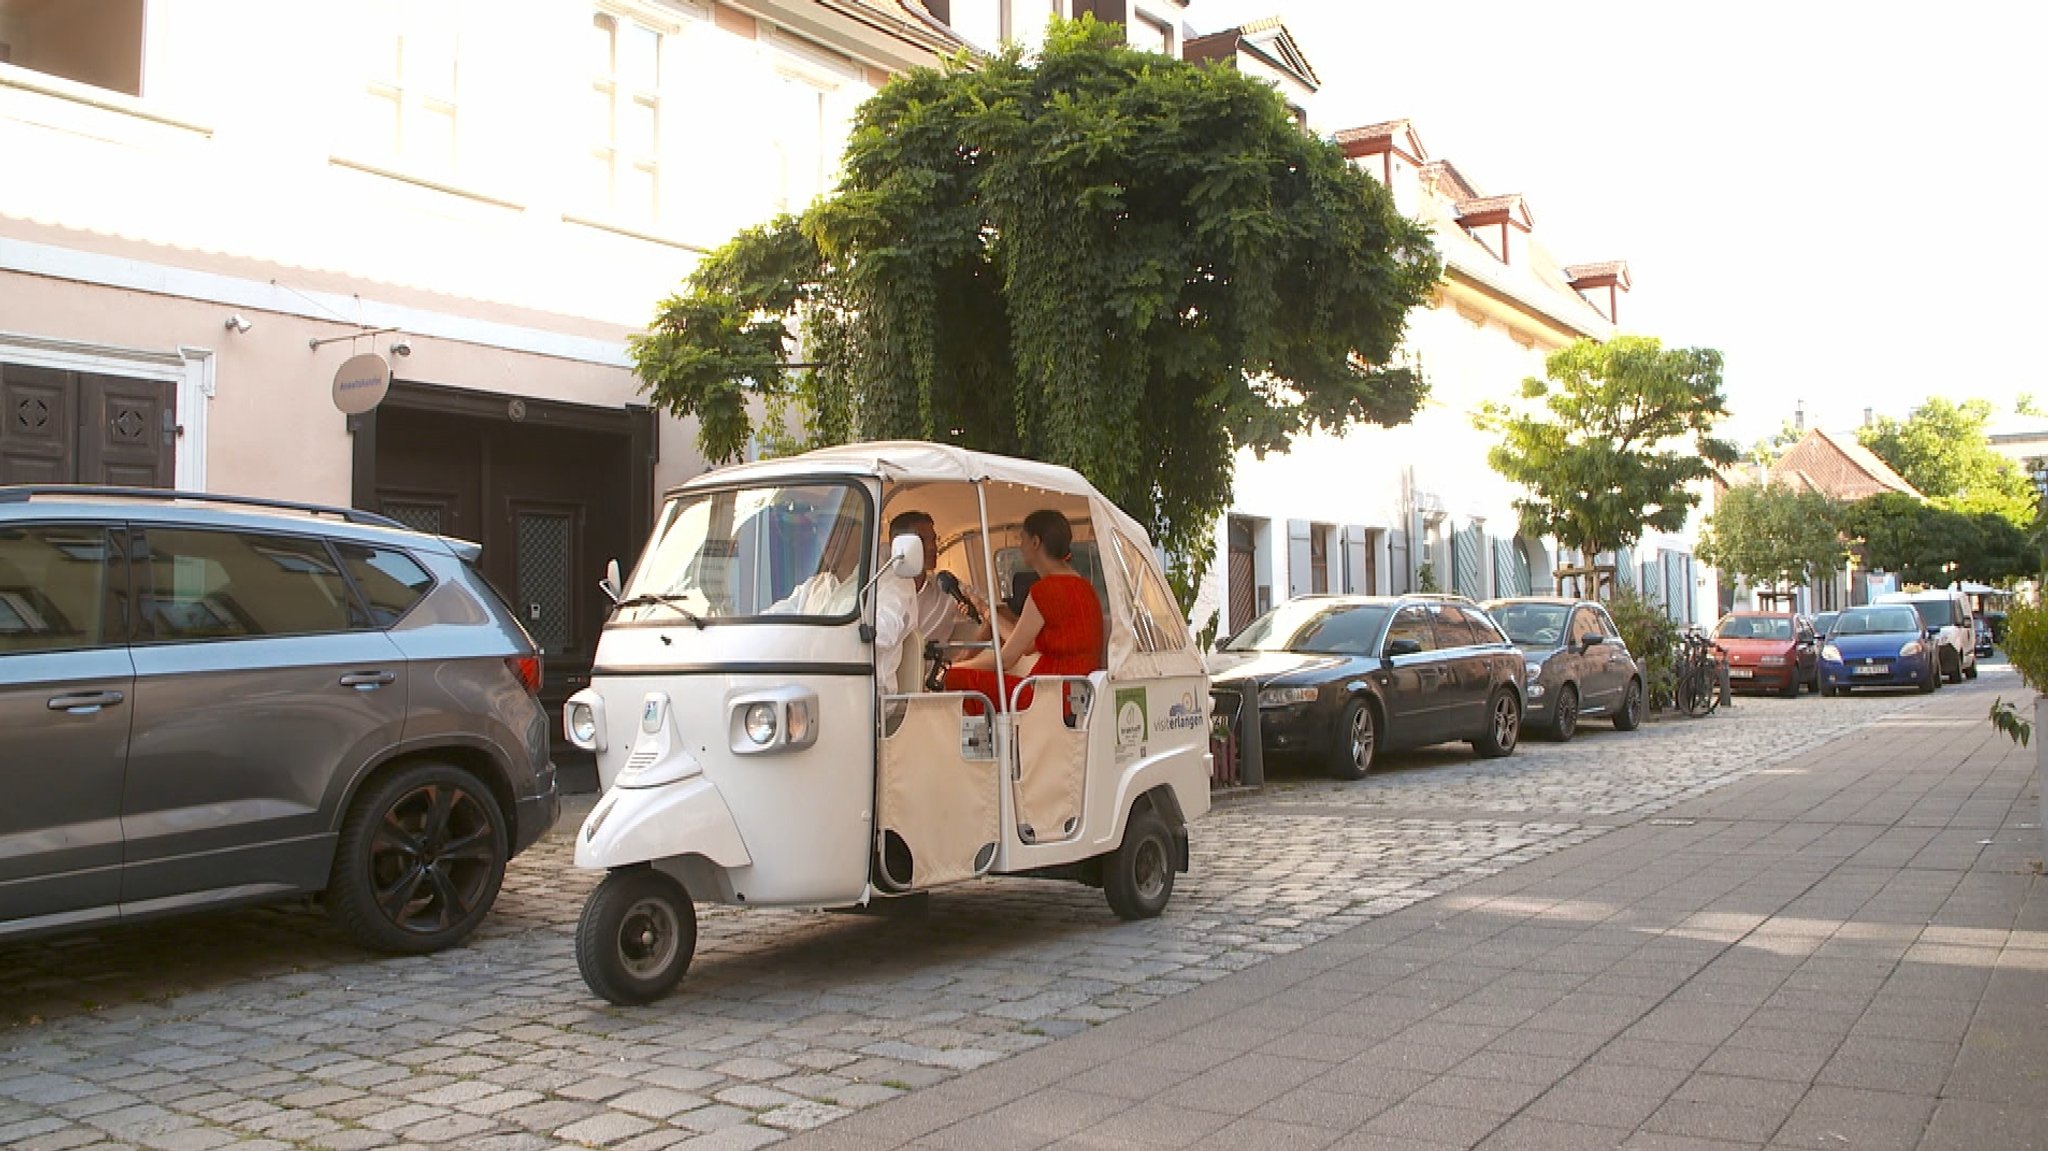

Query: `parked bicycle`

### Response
(1672, 627, 1728, 717)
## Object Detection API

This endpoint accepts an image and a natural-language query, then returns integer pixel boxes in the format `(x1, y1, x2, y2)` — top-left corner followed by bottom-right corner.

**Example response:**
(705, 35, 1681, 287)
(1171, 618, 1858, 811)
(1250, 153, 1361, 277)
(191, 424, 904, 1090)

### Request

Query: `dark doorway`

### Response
(1, 361, 176, 487)
(1227, 516, 1258, 637)
(353, 382, 655, 792)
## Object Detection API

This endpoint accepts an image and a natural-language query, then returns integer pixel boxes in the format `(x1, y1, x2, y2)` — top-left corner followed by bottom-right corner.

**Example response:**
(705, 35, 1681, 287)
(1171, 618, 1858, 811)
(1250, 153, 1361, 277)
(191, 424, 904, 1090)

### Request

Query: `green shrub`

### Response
(1990, 597, 2048, 744)
(1606, 586, 1684, 710)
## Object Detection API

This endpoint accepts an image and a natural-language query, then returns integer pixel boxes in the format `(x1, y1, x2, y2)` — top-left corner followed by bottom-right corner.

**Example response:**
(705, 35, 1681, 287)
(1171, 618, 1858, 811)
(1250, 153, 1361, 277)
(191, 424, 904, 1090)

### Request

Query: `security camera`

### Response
(224, 314, 253, 334)
(390, 339, 412, 357)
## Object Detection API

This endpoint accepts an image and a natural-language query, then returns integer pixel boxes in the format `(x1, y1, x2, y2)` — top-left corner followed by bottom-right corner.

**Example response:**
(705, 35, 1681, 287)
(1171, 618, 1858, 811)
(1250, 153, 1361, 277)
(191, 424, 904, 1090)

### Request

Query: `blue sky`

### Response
(1188, 0, 2046, 443)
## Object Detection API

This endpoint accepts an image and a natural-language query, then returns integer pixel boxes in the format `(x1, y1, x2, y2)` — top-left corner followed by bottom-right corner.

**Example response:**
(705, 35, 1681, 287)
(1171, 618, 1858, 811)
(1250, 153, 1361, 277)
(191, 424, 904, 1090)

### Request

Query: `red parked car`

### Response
(1713, 611, 1819, 697)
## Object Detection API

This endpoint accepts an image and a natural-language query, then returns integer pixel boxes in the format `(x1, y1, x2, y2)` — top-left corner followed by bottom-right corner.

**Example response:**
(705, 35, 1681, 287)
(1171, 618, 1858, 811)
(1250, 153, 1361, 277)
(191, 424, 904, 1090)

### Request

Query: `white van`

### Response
(1874, 588, 1977, 683)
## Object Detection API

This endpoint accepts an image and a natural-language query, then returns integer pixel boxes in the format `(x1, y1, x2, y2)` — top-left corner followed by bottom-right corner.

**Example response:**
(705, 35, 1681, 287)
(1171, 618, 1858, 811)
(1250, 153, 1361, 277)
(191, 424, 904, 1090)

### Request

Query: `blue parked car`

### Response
(1818, 604, 1940, 696)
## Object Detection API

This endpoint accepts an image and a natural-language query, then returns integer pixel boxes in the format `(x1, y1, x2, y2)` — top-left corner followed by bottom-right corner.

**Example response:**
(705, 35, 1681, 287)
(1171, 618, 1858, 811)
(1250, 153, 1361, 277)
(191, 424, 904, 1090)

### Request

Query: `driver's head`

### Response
(888, 509, 939, 575)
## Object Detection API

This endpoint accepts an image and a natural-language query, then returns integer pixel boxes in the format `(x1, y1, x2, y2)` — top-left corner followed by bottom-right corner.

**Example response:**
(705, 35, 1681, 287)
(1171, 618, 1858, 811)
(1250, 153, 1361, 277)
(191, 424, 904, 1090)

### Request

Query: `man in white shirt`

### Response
(891, 510, 974, 642)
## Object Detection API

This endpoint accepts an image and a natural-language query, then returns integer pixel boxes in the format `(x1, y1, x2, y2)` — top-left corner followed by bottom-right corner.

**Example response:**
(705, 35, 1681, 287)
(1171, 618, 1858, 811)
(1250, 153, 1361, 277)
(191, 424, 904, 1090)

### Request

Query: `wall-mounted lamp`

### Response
(224, 313, 253, 334)
(389, 338, 412, 357)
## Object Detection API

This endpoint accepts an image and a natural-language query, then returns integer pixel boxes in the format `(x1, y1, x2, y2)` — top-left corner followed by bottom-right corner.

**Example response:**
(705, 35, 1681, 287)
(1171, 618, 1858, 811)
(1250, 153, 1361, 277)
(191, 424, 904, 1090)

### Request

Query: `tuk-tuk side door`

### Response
(873, 692, 1001, 890)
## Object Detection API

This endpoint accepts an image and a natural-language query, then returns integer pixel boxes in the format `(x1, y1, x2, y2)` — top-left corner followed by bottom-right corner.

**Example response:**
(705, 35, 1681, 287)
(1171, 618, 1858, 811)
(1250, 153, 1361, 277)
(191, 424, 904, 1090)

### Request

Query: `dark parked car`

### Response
(0, 486, 559, 952)
(1974, 616, 1995, 657)
(1207, 594, 1524, 780)
(1482, 597, 1644, 741)
(1713, 611, 1818, 697)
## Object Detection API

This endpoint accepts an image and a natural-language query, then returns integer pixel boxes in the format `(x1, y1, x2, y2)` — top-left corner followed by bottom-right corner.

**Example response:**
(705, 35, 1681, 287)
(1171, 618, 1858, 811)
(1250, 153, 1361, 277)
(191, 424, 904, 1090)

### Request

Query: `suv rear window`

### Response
(336, 544, 435, 627)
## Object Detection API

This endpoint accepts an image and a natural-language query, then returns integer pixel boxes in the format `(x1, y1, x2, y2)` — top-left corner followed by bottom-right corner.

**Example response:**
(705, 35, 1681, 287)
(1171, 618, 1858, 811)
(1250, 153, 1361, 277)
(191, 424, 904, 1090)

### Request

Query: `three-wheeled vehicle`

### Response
(563, 442, 1212, 1004)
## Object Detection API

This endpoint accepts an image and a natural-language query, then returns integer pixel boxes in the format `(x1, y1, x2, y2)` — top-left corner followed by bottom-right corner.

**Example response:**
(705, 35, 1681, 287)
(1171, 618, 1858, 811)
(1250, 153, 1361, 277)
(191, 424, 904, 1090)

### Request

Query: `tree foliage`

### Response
(1695, 482, 1843, 592)
(1476, 336, 1739, 564)
(1857, 398, 2037, 526)
(1839, 492, 2038, 586)
(629, 18, 1442, 580)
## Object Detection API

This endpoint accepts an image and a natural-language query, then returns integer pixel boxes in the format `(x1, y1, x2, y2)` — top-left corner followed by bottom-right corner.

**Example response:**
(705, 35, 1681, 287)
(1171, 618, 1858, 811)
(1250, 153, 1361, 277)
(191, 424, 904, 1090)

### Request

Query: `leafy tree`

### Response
(1695, 482, 1843, 594)
(1857, 398, 2036, 526)
(629, 18, 1442, 586)
(1964, 511, 2037, 584)
(1476, 336, 1739, 579)
(2017, 392, 2044, 418)
(1839, 494, 2037, 586)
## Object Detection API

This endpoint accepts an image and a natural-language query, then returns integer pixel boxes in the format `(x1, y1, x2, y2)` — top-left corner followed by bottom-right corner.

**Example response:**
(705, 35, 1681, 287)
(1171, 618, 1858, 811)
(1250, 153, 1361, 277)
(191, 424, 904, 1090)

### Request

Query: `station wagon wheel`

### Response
(1473, 688, 1519, 758)
(578, 867, 697, 1005)
(328, 762, 508, 954)
(1550, 684, 1579, 742)
(1328, 698, 1377, 781)
(1104, 807, 1175, 920)
(1612, 678, 1644, 731)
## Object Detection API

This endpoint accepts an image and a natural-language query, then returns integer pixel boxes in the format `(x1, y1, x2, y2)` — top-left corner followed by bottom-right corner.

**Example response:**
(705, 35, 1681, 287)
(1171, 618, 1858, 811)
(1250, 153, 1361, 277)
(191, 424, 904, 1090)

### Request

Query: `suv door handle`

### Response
(340, 671, 396, 689)
(49, 691, 125, 713)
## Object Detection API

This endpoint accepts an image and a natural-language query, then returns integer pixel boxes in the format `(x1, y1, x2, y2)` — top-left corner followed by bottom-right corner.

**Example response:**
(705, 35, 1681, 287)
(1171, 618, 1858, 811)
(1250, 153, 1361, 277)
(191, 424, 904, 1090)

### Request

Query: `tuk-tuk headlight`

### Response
(567, 702, 599, 748)
(564, 690, 605, 752)
(744, 702, 778, 745)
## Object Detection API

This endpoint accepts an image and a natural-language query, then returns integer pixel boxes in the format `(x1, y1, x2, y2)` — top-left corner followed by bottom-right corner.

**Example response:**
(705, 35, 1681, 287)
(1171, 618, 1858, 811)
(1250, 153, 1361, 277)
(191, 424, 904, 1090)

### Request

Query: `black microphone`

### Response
(935, 570, 982, 624)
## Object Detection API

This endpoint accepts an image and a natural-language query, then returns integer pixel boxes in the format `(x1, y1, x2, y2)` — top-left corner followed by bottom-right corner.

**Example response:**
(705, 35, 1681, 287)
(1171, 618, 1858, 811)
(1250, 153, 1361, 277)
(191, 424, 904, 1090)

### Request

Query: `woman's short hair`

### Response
(1023, 509, 1074, 561)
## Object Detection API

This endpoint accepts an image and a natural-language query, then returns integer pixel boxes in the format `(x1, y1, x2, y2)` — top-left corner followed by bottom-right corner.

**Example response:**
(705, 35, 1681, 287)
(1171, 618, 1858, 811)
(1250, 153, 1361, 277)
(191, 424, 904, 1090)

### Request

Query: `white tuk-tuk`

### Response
(563, 442, 1212, 1004)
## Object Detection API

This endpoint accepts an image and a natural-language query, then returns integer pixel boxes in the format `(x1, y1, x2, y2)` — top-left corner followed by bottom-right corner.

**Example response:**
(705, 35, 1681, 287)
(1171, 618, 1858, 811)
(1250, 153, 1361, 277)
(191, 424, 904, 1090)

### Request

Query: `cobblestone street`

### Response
(0, 678, 1983, 1151)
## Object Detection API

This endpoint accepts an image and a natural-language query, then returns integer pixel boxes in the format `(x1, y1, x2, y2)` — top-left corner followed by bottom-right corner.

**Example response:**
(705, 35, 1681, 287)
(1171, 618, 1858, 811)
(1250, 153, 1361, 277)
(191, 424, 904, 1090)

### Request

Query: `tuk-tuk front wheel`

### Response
(577, 866, 696, 1006)
(1104, 808, 1175, 921)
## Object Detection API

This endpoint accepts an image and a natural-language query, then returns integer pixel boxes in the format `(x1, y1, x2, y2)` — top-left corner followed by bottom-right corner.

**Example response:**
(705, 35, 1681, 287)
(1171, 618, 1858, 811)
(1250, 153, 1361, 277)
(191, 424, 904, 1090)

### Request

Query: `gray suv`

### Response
(0, 486, 559, 953)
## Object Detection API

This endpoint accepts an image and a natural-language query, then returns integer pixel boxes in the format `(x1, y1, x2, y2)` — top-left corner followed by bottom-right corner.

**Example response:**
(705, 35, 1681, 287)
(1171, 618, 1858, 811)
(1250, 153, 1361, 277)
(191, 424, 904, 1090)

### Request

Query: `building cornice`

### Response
(1439, 256, 1609, 345)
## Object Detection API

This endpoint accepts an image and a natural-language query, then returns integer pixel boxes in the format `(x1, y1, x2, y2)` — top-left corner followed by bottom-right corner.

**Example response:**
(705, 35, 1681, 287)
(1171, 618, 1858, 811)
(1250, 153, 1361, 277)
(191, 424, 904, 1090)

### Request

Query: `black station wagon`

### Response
(1207, 594, 1525, 780)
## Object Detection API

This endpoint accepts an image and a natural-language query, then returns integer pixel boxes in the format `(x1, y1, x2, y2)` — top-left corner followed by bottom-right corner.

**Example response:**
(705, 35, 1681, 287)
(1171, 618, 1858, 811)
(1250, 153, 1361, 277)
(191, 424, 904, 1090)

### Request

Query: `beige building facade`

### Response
(0, 0, 968, 731)
(1197, 114, 1708, 637)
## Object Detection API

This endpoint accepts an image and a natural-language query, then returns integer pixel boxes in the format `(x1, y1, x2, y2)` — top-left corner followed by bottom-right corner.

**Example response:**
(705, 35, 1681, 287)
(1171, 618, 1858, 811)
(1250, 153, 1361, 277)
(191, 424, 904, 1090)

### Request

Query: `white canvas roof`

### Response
(682, 441, 1200, 681)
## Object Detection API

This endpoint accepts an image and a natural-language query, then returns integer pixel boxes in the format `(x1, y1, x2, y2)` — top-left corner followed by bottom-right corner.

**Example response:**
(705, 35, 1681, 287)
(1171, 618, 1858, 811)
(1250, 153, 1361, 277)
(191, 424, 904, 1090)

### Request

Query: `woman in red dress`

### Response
(944, 509, 1102, 711)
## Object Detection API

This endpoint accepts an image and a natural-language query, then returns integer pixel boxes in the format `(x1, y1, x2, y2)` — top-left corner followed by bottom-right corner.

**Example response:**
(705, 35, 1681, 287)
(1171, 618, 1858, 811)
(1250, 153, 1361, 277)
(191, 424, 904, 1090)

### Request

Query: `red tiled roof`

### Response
(1456, 194, 1533, 229)
(1769, 428, 1922, 500)
(1419, 159, 1480, 201)
(1185, 19, 1320, 90)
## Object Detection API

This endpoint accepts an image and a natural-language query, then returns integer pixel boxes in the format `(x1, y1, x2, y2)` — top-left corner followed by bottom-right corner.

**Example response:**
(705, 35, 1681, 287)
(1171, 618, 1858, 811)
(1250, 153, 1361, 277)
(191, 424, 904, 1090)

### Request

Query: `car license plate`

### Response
(1854, 665, 1888, 676)
(1728, 668, 1753, 679)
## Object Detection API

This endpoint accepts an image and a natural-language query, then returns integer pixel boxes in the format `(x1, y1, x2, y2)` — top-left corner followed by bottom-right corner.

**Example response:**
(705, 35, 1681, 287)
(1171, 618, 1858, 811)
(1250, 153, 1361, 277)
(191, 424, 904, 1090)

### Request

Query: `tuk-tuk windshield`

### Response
(619, 481, 871, 623)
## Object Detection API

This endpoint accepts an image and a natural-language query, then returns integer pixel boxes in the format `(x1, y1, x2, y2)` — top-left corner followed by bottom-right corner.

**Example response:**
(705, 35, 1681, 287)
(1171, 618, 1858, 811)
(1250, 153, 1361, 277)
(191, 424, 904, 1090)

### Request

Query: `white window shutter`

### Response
(1286, 519, 1312, 600)
(1343, 525, 1370, 593)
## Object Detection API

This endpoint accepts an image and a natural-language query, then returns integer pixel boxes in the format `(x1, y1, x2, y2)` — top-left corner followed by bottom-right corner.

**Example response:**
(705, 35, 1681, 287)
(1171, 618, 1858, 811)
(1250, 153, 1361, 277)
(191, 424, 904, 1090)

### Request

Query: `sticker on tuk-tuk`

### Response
(1115, 687, 1148, 751)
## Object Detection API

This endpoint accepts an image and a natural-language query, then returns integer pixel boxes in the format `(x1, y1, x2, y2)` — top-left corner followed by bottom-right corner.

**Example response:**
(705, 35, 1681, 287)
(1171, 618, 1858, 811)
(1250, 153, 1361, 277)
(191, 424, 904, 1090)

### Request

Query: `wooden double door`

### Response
(358, 385, 653, 785)
(0, 362, 175, 487)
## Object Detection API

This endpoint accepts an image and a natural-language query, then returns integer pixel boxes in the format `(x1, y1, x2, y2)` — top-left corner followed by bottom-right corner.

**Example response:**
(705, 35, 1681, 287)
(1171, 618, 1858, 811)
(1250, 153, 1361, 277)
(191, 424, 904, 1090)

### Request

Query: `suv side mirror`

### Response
(600, 558, 622, 605)
(1580, 634, 1605, 650)
(1385, 638, 1423, 657)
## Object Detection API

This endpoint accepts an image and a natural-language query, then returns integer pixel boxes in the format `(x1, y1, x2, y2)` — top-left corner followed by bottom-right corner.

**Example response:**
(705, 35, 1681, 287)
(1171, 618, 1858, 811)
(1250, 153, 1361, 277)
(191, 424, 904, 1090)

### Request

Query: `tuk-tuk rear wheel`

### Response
(577, 867, 696, 1006)
(1105, 807, 1175, 920)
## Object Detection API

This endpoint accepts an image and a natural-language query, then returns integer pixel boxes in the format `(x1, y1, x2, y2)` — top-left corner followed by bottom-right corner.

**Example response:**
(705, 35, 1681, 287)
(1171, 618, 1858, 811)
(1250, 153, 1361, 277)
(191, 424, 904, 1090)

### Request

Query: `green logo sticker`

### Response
(1114, 687, 1148, 748)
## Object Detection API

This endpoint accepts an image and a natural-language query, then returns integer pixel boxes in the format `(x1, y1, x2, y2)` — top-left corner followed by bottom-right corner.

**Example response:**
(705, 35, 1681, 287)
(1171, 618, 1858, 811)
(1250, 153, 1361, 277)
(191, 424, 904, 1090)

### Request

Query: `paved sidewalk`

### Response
(782, 688, 2047, 1150)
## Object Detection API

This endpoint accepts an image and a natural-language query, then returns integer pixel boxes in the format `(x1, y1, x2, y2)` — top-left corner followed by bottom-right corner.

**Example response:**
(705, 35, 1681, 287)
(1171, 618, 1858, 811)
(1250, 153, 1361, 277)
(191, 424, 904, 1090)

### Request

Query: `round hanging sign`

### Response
(332, 353, 392, 415)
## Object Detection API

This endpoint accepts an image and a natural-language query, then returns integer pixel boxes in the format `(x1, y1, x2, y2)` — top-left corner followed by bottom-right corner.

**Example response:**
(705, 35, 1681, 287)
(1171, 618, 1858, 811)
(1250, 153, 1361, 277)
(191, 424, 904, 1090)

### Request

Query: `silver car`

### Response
(0, 486, 558, 953)
(1482, 597, 1644, 741)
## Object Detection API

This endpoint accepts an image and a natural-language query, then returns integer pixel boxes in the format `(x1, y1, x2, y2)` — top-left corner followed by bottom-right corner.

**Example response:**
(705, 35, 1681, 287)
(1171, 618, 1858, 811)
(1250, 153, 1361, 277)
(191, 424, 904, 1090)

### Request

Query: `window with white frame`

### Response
(589, 9, 663, 223)
(358, 0, 461, 178)
(772, 70, 829, 214)
(1127, 12, 1174, 56)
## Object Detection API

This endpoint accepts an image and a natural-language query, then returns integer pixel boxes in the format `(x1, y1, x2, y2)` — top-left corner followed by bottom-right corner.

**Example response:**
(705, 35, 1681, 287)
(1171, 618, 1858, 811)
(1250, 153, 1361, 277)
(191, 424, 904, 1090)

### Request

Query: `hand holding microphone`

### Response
(934, 570, 983, 624)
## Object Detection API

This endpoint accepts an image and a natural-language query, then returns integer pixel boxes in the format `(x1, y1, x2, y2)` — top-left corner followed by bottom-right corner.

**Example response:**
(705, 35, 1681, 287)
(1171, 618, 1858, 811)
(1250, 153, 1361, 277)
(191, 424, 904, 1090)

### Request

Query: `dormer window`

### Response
(1335, 119, 1426, 213)
(0, 0, 146, 96)
(1454, 195, 1533, 265)
(1564, 261, 1632, 325)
